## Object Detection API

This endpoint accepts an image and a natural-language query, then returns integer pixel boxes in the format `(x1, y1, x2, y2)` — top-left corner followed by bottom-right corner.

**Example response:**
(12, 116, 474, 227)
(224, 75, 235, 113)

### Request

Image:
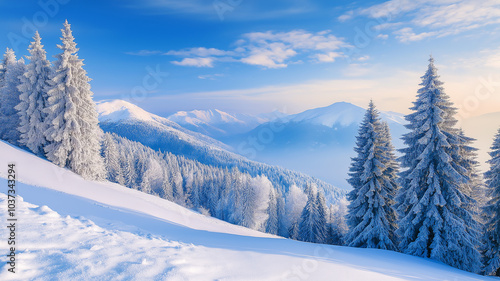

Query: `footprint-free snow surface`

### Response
(0, 141, 494, 280)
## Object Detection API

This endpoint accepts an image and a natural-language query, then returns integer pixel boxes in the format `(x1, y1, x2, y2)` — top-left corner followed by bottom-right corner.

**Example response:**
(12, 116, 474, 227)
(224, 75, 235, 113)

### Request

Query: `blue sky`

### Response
(1, 0, 500, 118)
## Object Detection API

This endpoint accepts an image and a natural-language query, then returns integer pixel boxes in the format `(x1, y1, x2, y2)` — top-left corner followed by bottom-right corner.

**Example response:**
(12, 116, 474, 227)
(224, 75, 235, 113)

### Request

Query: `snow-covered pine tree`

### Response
(276, 190, 288, 238)
(0, 49, 12, 88)
(265, 188, 279, 235)
(43, 20, 105, 180)
(16, 31, 52, 155)
(484, 128, 500, 276)
(379, 121, 399, 240)
(314, 191, 328, 243)
(0, 48, 25, 145)
(457, 129, 486, 222)
(328, 199, 348, 245)
(286, 184, 307, 239)
(297, 183, 328, 243)
(102, 133, 124, 184)
(298, 186, 318, 243)
(379, 121, 400, 203)
(345, 101, 397, 250)
(396, 57, 482, 273)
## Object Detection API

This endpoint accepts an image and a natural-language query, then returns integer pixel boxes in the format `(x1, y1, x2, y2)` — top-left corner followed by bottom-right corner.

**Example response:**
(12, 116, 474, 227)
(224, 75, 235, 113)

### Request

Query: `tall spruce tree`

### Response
(484, 128, 500, 276)
(396, 57, 482, 273)
(44, 20, 105, 180)
(265, 188, 279, 235)
(314, 191, 328, 243)
(298, 184, 329, 243)
(0, 48, 25, 145)
(16, 31, 52, 155)
(345, 101, 398, 250)
(298, 186, 318, 243)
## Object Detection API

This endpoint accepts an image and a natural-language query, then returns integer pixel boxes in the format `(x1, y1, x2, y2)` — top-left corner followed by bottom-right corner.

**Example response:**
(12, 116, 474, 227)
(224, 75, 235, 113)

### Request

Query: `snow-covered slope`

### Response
(226, 102, 407, 189)
(0, 141, 494, 280)
(167, 108, 286, 139)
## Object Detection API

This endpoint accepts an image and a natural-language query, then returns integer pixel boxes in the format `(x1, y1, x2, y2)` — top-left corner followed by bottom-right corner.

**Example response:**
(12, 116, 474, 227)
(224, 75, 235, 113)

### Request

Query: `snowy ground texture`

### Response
(0, 141, 496, 280)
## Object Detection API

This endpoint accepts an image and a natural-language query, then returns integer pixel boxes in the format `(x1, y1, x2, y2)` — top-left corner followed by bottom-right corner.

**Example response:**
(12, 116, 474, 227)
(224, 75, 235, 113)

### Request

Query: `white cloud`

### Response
(357, 55, 370, 62)
(238, 30, 347, 67)
(165, 30, 349, 69)
(165, 47, 234, 57)
(125, 50, 163, 56)
(241, 43, 296, 68)
(376, 34, 389, 40)
(353, 0, 500, 42)
(395, 27, 436, 42)
(314, 52, 342, 63)
(241, 30, 346, 52)
(198, 73, 224, 80)
(338, 10, 354, 22)
(172, 57, 215, 67)
(373, 22, 403, 31)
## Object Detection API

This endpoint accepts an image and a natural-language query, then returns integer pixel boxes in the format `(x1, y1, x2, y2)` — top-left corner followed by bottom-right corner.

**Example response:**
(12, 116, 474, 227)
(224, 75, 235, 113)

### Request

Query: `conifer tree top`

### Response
(3, 48, 16, 65)
(57, 20, 78, 55)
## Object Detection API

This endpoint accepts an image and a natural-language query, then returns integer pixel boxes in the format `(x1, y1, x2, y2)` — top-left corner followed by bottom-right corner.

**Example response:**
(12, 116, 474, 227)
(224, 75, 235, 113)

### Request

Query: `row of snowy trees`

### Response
(0, 21, 105, 180)
(345, 57, 500, 276)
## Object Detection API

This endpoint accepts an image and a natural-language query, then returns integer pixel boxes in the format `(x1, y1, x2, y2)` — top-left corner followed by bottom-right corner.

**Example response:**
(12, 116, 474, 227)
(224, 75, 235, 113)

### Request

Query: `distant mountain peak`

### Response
(167, 108, 288, 139)
(96, 99, 157, 123)
(169, 108, 243, 126)
(288, 101, 406, 128)
(289, 101, 366, 127)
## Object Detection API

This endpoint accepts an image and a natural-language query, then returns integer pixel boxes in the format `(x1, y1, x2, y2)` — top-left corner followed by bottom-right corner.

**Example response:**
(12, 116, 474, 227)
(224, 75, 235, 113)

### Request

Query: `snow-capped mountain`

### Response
(0, 140, 491, 280)
(167, 108, 287, 139)
(225, 102, 408, 189)
(286, 101, 406, 129)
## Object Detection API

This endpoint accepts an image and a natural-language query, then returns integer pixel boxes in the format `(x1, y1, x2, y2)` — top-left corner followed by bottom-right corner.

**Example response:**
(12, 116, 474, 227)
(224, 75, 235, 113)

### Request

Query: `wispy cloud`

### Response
(314, 52, 342, 63)
(126, 0, 215, 16)
(339, 0, 500, 42)
(165, 47, 236, 57)
(125, 0, 316, 21)
(394, 27, 437, 42)
(125, 50, 163, 56)
(172, 57, 215, 67)
(198, 73, 224, 80)
(164, 29, 349, 68)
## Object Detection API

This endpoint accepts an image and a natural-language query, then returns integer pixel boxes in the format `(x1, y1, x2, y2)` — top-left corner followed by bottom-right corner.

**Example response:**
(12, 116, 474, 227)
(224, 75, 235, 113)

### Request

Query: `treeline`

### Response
(102, 132, 348, 240)
(343, 57, 500, 276)
(100, 121, 345, 204)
